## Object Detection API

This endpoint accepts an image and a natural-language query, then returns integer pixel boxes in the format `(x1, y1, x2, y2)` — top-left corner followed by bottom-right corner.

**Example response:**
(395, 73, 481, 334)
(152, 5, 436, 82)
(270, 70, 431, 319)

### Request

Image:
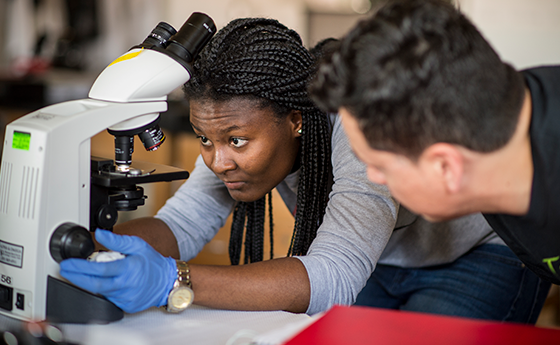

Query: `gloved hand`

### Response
(59, 229, 177, 314)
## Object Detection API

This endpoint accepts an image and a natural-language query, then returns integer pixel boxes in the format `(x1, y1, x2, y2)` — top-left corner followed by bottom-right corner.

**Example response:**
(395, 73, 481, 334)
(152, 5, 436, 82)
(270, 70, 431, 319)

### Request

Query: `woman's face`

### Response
(189, 98, 302, 202)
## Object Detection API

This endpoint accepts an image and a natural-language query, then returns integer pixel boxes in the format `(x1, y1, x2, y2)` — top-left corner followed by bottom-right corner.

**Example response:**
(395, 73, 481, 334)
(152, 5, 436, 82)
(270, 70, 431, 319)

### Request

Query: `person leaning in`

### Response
(310, 0, 560, 285)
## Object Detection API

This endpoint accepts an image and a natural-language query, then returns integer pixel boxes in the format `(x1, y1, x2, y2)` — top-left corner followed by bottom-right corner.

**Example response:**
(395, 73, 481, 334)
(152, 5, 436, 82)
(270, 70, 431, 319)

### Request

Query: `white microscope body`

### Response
(0, 13, 215, 323)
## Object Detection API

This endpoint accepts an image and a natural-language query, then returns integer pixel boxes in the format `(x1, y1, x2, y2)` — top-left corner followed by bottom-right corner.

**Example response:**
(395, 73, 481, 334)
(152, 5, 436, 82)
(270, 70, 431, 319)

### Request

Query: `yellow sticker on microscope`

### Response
(107, 48, 144, 67)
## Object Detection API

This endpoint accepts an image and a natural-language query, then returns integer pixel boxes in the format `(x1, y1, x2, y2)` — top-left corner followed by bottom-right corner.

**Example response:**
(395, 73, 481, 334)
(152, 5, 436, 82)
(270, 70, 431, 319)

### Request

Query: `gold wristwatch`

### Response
(166, 260, 194, 313)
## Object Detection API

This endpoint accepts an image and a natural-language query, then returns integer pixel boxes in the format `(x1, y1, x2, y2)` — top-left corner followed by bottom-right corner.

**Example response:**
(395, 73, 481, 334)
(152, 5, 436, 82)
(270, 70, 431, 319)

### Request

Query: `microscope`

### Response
(0, 12, 215, 324)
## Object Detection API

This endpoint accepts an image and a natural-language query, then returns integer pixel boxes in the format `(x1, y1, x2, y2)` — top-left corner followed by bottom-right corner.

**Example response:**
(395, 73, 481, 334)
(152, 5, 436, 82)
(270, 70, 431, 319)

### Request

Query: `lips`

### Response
(223, 181, 245, 190)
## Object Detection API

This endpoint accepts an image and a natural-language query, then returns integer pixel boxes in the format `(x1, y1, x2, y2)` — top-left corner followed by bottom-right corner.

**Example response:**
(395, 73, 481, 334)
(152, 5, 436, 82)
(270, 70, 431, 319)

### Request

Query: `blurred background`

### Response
(0, 0, 558, 327)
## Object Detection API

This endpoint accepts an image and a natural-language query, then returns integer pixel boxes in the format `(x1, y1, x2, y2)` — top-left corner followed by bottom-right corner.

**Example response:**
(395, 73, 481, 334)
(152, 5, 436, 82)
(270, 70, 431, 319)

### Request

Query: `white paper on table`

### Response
(59, 304, 311, 345)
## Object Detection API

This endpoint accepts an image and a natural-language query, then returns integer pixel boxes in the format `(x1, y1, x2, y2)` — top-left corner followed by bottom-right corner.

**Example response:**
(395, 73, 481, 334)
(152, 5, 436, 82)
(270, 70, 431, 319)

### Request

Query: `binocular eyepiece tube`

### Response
(137, 12, 216, 65)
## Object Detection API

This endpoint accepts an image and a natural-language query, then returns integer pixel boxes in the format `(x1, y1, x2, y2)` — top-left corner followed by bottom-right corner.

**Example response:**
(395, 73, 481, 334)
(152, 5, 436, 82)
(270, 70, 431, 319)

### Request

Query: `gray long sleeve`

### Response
(155, 155, 236, 261)
(296, 117, 398, 315)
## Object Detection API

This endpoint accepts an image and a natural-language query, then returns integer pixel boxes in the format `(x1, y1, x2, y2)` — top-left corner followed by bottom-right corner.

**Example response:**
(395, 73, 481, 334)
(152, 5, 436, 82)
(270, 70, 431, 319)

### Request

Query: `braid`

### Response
(185, 18, 332, 263)
(245, 197, 266, 264)
(288, 111, 331, 256)
(229, 202, 246, 265)
(268, 192, 274, 260)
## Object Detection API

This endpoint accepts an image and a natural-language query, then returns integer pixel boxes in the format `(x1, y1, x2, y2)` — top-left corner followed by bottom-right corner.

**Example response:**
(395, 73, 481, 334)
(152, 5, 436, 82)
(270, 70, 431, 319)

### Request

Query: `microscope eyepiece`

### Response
(139, 22, 178, 49)
(166, 12, 216, 63)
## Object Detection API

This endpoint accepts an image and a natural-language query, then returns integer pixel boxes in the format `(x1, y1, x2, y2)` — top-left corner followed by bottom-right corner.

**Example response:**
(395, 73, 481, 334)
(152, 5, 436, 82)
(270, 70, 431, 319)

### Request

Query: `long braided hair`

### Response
(183, 18, 332, 264)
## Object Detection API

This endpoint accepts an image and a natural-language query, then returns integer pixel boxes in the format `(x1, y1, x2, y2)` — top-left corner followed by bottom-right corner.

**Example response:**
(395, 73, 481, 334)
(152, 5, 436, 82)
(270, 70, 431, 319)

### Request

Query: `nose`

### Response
(367, 167, 387, 185)
(209, 146, 236, 175)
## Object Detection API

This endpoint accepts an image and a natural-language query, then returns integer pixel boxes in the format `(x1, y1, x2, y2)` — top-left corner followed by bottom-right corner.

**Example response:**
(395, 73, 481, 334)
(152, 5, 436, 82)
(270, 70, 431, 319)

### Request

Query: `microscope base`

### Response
(46, 276, 124, 324)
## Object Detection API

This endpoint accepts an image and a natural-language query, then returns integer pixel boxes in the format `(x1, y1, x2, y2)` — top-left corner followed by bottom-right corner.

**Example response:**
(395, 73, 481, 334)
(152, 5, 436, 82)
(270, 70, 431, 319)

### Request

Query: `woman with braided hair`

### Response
(60, 17, 549, 322)
(182, 18, 333, 264)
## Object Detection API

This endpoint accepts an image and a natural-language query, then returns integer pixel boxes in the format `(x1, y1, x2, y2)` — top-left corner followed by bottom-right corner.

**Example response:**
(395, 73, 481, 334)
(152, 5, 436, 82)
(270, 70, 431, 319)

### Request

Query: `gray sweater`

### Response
(156, 115, 503, 315)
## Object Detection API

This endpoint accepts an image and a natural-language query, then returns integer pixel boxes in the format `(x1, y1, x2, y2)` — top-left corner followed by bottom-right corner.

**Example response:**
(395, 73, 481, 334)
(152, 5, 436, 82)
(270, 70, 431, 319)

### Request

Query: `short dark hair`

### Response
(184, 18, 332, 263)
(310, 0, 525, 158)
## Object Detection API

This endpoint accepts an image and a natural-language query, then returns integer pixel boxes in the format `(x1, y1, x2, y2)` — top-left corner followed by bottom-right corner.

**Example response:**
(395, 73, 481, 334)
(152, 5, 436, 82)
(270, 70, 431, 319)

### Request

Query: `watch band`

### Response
(175, 260, 192, 288)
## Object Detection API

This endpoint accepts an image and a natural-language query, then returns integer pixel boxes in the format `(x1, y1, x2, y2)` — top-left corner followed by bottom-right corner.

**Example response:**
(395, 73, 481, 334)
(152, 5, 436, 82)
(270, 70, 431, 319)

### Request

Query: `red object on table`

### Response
(283, 305, 560, 345)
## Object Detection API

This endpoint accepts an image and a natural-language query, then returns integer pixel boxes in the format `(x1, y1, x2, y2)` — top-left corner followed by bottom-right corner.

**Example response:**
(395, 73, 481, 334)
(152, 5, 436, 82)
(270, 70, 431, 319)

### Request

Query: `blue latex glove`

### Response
(59, 229, 177, 313)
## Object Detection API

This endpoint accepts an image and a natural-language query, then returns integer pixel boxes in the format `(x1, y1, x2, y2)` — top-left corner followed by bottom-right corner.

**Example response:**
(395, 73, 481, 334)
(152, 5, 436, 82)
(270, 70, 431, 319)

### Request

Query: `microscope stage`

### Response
(91, 156, 189, 187)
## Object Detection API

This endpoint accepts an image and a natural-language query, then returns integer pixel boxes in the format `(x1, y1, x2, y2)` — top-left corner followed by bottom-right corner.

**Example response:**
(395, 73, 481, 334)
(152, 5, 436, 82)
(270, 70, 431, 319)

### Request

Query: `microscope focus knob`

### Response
(50, 223, 95, 263)
(95, 204, 118, 229)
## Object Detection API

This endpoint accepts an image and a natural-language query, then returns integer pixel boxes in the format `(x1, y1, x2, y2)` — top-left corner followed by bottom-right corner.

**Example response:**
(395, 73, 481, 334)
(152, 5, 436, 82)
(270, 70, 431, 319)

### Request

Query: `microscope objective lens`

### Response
(139, 125, 165, 151)
(114, 135, 134, 165)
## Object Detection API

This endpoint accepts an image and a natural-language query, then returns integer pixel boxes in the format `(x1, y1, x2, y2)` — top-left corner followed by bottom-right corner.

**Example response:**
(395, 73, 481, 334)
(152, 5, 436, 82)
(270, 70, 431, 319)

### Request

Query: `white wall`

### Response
(3, 0, 559, 74)
(162, 0, 307, 41)
(93, 0, 307, 71)
(458, 0, 560, 69)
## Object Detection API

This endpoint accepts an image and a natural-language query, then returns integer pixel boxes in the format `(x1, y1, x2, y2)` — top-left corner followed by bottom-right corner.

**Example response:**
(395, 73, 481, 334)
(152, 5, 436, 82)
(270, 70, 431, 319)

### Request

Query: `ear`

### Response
(421, 143, 465, 194)
(288, 110, 303, 137)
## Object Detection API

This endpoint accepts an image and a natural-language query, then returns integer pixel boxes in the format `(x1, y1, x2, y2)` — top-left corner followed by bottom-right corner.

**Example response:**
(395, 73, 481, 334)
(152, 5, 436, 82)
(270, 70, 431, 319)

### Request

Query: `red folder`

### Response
(284, 305, 560, 345)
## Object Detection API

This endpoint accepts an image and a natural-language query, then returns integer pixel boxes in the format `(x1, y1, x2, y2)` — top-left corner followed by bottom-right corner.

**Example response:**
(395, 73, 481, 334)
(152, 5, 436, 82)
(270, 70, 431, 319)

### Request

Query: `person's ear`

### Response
(421, 143, 465, 194)
(288, 110, 303, 137)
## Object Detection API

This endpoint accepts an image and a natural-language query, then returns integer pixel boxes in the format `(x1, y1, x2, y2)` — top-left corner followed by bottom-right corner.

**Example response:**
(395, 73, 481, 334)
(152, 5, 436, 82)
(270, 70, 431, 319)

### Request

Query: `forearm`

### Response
(111, 217, 180, 259)
(190, 257, 310, 313)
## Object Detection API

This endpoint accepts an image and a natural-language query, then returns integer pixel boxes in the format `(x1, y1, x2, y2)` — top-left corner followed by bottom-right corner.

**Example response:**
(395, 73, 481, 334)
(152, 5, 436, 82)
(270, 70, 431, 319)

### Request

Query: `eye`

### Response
(196, 135, 212, 147)
(231, 137, 248, 148)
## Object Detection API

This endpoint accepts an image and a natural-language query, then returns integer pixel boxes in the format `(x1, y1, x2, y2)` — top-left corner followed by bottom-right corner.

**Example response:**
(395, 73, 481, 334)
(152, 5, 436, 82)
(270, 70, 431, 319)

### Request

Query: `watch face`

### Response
(170, 286, 194, 311)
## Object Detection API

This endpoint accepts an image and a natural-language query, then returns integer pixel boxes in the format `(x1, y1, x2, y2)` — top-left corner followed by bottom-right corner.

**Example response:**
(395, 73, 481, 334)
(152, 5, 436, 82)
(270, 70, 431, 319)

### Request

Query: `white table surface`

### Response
(1, 305, 313, 345)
